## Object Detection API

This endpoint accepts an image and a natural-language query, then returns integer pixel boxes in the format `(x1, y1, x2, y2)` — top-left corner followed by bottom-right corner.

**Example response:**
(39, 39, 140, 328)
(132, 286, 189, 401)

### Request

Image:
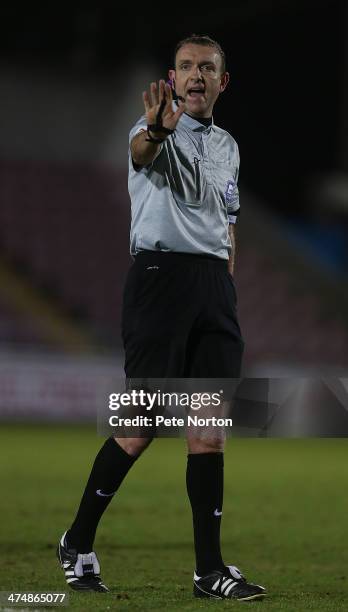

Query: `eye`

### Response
(202, 65, 215, 72)
(180, 64, 190, 70)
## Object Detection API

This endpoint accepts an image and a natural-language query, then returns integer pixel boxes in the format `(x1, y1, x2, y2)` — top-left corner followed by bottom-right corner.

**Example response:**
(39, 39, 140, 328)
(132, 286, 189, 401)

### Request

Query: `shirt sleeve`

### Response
(227, 141, 240, 225)
(128, 115, 164, 172)
(128, 116, 147, 143)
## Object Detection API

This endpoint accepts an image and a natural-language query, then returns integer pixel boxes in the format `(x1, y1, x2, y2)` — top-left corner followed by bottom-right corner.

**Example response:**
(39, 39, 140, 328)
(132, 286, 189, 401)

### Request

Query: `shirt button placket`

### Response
(202, 132, 212, 185)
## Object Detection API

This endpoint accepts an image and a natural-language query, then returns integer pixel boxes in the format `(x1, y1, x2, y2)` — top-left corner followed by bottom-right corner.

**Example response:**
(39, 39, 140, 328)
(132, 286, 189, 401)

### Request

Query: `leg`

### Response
(186, 427, 265, 601)
(186, 436, 225, 576)
(184, 263, 241, 575)
(67, 436, 152, 553)
(122, 253, 197, 378)
(57, 436, 152, 592)
(184, 263, 244, 378)
(66, 253, 192, 555)
(115, 436, 152, 457)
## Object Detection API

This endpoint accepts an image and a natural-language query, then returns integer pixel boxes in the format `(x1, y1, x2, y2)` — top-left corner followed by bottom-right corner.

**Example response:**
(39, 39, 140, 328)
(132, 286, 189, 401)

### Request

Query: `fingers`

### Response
(142, 90, 150, 113)
(144, 80, 167, 111)
(157, 80, 167, 116)
(164, 82, 172, 102)
(142, 78, 184, 127)
(164, 82, 174, 113)
(159, 79, 165, 102)
(150, 82, 159, 107)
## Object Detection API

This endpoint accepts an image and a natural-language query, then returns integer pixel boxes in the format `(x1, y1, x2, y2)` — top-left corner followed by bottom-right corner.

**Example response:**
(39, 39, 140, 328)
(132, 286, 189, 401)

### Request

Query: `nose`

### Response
(190, 65, 203, 80)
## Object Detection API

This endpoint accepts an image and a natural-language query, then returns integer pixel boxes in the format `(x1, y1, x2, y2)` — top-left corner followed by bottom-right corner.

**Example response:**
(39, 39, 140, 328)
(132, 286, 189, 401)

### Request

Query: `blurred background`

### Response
(0, 0, 348, 422)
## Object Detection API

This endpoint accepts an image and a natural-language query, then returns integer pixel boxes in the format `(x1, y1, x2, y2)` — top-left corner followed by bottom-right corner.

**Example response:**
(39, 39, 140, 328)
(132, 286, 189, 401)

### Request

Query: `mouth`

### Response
(186, 88, 206, 101)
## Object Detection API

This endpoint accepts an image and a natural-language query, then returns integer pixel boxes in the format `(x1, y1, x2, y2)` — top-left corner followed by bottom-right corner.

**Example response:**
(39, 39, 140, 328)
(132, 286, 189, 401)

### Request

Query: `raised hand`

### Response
(142, 79, 186, 140)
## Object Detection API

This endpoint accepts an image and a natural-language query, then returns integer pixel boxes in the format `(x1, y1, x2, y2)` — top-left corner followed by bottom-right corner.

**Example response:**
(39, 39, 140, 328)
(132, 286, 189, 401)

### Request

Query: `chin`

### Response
(186, 104, 209, 118)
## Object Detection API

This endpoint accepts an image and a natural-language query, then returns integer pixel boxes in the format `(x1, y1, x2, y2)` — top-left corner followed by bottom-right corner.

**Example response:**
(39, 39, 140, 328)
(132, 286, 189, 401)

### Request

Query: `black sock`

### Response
(186, 452, 225, 575)
(66, 437, 137, 553)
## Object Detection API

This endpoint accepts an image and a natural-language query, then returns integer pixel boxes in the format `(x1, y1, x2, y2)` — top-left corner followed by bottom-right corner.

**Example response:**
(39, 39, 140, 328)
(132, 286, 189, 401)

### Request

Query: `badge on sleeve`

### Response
(225, 179, 235, 204)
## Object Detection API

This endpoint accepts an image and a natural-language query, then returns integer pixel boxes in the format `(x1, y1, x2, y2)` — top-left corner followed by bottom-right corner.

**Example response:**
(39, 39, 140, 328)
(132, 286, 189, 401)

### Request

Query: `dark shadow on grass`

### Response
(1, 540, 193, 553)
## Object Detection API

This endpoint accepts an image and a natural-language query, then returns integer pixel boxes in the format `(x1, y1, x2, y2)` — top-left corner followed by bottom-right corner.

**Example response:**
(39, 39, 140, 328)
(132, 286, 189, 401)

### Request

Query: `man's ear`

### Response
(168, 69, 176, 88)
(219, 71, 230, 93)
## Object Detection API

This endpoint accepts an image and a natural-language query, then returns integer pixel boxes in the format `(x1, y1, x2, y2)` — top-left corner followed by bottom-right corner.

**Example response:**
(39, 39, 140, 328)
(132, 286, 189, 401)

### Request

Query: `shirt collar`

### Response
(173, 101, 214, 132)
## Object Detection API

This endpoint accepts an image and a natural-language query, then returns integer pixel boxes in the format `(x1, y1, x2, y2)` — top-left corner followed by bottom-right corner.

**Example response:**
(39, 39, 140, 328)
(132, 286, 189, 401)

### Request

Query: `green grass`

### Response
(0, 426, 348, 611)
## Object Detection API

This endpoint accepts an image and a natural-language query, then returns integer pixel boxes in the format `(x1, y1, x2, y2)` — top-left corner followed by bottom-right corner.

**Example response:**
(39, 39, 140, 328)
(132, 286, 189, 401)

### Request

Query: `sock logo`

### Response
(96, 489, 116, 497)
(214, 508, 222, 516)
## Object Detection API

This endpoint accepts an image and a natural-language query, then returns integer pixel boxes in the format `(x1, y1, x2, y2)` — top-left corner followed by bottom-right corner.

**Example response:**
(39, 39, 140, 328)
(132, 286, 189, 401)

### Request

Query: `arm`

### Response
(131, 129, 164, 167)
(130, 80, 186, 167)
(228, 224, 236, 276)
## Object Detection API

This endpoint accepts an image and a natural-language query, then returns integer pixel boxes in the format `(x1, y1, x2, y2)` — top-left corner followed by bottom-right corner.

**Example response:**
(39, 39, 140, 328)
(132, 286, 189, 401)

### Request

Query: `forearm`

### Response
(130, 130, 164, 167)
(228, 224, 236, 276)
(131, 79, 185, 167)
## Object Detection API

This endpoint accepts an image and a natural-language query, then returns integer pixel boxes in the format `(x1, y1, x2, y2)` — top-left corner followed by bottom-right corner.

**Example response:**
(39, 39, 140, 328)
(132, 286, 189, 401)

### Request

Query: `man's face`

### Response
(168, 44, 229, 118)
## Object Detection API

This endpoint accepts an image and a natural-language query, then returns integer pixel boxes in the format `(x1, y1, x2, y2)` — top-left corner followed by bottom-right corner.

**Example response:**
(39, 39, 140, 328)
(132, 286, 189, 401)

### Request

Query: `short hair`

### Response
(174, 34, 226, 73)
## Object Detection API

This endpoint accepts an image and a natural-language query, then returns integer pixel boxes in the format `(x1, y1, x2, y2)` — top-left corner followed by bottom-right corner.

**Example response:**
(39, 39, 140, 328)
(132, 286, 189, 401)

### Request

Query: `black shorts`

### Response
(121, 251, 244, 378)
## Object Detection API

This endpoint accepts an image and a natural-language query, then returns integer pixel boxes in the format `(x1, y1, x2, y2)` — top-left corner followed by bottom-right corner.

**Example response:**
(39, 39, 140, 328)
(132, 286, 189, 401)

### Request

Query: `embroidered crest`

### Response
(225, 179, 235, 204)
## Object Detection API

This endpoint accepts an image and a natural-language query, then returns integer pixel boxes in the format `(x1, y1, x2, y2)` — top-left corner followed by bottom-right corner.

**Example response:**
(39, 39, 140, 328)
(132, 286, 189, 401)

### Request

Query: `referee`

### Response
(57, 35, 265, 601)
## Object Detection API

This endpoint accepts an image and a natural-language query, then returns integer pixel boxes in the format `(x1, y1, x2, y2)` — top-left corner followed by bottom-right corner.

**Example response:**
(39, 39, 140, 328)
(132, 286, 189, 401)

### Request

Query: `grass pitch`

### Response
(0, 425, 348, 611)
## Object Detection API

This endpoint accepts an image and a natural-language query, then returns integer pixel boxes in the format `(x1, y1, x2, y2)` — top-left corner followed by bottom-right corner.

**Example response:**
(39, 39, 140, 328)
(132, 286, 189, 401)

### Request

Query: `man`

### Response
(57, 34, 266, 601)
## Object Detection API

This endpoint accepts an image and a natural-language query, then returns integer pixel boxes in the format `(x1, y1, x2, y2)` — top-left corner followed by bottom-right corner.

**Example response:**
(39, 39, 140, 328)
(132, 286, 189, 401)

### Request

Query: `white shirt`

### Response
(128, 102, 240, 259)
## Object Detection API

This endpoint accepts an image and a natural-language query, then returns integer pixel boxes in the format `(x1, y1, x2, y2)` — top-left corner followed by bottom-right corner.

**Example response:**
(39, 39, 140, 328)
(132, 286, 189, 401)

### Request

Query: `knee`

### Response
(187, 436, 225, 454)
(115, 436, 153, 457)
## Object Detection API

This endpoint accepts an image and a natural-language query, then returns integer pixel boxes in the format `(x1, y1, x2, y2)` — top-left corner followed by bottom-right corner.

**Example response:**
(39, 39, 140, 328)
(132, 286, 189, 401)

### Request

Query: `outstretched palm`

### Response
(143, 79, 186, 137)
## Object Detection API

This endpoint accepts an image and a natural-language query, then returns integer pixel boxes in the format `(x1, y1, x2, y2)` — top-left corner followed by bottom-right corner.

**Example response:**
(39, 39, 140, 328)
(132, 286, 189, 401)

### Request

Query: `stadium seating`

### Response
(1, 159, 347, 370)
